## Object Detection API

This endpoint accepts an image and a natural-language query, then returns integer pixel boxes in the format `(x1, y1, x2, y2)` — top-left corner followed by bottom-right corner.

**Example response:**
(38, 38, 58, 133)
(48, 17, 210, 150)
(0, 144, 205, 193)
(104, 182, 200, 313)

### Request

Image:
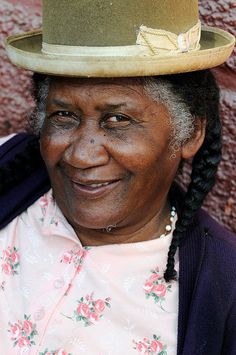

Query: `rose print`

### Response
(77, 303, 90, 318)
(39, 349, 72, 355)
(3, 263, 13, 275)
(39, 195, 59, 225)
(133, 335, 167, 355)
(23, 320, 33, 335)
(62, 251, 73, 264)
(8, 314, 38, 349)
(39, 195, 48, 222)
(11, 251, 19, 264)
(18, 336, 30, 348)
(39, 195, 48, 209)
(1, 246, 20, 276)
(10, 324, 21, 338)
(63, 293, 111, 327)
(94, 299, 105, 313)
(61, 246, 90, 272)
(144, 267, 171, 308)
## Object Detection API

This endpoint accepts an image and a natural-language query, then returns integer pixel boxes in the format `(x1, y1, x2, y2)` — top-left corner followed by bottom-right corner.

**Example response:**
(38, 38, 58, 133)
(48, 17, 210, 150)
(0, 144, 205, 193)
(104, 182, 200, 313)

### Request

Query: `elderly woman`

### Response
(1, 1, 236, 354)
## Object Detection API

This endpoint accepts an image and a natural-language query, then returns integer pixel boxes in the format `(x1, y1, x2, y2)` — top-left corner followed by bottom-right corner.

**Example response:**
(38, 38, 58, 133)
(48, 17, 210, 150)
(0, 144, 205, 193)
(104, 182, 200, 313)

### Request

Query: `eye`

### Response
(48, 111, 79, 127)
(102, 114, 132, 128)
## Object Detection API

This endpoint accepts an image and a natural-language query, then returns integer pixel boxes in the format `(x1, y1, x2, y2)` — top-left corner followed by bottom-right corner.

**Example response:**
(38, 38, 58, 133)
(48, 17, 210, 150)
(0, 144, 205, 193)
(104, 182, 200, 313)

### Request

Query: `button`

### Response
(53, 277, 65, 289)
(34, 307, 45, 321)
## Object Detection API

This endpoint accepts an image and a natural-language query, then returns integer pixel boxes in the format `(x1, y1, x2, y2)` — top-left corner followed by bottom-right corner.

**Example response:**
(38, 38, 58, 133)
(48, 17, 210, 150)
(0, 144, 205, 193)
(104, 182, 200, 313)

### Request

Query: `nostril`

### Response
(90, 139, 95, 144)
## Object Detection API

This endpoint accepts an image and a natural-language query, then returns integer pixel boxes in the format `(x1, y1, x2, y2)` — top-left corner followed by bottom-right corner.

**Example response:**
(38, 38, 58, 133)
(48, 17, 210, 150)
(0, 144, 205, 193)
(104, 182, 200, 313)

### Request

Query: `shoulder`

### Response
(0, 133, 50, 229)
(0, 190, 53, 247)
(193, 208, 236, 280)
(196, 208, 236, 250)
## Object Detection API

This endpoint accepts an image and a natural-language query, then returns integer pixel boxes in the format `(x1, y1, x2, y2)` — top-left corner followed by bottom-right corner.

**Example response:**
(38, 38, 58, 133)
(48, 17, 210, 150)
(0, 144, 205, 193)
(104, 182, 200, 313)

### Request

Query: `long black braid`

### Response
(162, 71, 222, 282)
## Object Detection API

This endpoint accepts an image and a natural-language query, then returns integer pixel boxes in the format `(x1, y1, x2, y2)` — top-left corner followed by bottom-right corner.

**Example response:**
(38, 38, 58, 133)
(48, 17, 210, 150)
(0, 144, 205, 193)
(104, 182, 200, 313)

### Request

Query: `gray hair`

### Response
(32, 76, 195, 150)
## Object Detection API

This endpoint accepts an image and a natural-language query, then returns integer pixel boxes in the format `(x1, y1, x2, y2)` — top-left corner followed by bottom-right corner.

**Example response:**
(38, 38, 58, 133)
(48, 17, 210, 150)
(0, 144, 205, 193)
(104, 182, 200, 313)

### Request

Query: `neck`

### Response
(76, 201, 172, 246)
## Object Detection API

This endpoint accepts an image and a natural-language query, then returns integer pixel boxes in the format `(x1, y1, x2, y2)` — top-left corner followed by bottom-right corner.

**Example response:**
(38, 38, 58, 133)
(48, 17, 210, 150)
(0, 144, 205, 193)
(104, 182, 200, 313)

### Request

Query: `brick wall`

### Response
(0, 0, 235, 232)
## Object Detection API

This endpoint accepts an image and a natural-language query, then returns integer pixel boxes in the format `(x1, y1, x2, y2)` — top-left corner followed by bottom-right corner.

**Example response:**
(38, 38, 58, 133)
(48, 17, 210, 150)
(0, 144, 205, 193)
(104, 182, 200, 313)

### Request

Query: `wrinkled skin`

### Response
(40, 77, 205, 246)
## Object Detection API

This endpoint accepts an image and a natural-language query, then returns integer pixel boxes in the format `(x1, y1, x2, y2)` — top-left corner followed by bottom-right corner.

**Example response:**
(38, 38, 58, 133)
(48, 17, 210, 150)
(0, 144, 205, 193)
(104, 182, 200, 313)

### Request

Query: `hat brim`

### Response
(5, 26, 235, 77)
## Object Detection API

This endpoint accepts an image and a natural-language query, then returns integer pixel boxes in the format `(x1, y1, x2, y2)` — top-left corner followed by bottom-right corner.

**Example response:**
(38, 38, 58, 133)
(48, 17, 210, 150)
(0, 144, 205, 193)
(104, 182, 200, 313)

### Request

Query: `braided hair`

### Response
(161, 71, 222, 282)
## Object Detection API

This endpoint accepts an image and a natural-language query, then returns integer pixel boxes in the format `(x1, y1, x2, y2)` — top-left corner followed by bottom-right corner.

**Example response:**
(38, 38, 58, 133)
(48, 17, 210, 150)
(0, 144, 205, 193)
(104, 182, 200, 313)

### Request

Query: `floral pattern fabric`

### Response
(8, 315, 38, 350)
(1, 246, 20, 276)
(0, 190, 178, 354)
(133, 335, 167, 355)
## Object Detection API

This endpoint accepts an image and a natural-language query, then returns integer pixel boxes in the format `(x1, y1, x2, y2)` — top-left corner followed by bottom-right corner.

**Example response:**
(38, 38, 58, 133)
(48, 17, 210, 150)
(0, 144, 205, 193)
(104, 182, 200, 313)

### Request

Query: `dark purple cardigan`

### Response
(1, 134, 236, 355)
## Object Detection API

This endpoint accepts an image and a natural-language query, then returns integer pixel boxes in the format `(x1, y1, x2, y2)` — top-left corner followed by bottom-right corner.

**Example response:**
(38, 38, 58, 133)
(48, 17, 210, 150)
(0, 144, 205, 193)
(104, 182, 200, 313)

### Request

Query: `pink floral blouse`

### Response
(0, 190, 179, 355)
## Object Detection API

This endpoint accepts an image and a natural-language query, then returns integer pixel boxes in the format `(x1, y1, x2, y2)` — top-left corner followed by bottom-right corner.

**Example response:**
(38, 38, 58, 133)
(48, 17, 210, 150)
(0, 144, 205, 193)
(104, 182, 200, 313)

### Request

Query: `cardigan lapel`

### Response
(177, 214, 207, 354)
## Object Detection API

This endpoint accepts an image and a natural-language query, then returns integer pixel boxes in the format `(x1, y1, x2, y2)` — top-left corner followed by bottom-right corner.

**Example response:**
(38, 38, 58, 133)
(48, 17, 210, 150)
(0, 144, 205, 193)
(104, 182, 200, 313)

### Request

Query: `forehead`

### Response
(48, 76, 152, 104)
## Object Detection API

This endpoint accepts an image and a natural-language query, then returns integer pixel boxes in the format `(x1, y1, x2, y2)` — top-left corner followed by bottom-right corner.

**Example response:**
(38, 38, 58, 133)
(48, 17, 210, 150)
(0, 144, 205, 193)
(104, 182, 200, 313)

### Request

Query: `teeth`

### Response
(88, 182, 111, 188)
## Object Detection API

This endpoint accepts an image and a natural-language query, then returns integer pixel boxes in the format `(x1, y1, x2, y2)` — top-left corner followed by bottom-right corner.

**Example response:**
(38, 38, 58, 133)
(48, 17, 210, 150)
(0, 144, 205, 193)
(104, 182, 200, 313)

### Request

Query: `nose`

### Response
(63, 130, 110, 169)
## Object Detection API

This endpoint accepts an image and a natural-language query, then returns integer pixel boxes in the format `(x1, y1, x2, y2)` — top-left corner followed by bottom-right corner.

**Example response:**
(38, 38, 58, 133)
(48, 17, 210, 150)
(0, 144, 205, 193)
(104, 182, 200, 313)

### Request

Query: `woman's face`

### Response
(40, 77, 184, 233)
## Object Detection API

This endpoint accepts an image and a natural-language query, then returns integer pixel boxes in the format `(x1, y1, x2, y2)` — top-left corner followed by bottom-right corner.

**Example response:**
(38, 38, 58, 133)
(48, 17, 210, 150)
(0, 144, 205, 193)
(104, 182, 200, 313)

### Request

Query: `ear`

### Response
(181, 118, 206, 159)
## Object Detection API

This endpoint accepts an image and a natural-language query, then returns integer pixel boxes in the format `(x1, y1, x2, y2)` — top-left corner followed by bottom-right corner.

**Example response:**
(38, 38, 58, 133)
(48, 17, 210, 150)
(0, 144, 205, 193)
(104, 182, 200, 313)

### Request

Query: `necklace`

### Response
(104, 206, 176, 236)
(159, 206, 176, 239)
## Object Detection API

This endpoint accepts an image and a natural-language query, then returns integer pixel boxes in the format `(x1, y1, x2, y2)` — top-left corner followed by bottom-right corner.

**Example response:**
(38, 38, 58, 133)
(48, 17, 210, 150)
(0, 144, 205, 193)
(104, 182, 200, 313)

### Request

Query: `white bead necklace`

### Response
(159, 206, 176, 239)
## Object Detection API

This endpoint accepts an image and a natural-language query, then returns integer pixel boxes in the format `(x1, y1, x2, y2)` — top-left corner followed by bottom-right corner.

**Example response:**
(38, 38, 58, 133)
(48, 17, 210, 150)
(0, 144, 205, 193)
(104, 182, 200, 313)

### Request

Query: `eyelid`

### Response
(48, 110, 77, 118)
(103, 113, 132, 122)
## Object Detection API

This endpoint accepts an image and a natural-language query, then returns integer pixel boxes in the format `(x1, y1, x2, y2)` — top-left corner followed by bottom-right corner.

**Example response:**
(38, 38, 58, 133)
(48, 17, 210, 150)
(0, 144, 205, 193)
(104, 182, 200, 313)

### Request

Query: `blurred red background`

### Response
(0, 0, 235, 232)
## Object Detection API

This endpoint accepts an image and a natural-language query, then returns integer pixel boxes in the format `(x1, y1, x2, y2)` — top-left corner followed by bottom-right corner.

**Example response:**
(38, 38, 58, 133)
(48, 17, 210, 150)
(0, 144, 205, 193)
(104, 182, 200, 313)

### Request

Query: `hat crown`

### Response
(43, 0, 199, 46)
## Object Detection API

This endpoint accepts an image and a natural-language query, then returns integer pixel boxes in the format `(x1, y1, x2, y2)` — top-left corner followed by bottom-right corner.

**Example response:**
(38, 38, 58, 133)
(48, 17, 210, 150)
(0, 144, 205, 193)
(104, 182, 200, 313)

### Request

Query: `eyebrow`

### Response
(95, 103, 128, 111)
(48, 98, 72, 109)
(48, 99, 128, 111)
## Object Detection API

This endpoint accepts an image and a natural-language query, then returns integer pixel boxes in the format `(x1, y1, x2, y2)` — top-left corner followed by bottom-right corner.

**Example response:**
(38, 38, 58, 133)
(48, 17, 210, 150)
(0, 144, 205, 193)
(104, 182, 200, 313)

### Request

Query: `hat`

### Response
(5, 0, 235, 77)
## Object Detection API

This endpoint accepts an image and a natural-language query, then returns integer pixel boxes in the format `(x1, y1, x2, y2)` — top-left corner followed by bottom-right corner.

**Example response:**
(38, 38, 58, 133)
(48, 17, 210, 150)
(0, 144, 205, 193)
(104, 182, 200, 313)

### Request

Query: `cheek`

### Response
(112, 133, 173, 175)
(40, 127, 70, 168)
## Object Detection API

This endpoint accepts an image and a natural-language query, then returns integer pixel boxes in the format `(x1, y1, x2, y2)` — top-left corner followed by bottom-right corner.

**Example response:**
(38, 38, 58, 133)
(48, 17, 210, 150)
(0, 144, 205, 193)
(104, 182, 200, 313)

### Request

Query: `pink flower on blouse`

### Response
(88, 312, 99, 324)
(150, 340, 163, 353)
(136, 342, 148, 353)
(8, 315, 38, 350)
(3, 263, 13, 275)
(39, 196, 48, 209)
(18, 336, 30, 348)
(23, 320, 33, 335)
(62, 251, 73, 264)
(10, 324, 21, 338)
(149, 273, 162, 282)
(77, 303, 90, 318)
(65, 293, 111, 327)
(61, 246, 90, 272)
(3, 248, 11, 259)
(94, 299, 105, 313)
(152, 284, 167, 298)
(144, 267, 171, 307)
(1, 246, 20, 276)
(144, 281, 155, 293)
(133, 335, 167, 355)
(11, 251, 19, 264)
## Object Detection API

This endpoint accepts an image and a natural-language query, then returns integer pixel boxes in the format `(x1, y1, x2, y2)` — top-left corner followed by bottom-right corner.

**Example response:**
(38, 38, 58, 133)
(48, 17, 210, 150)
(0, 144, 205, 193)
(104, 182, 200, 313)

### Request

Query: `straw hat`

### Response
(5, 0, 235, 77)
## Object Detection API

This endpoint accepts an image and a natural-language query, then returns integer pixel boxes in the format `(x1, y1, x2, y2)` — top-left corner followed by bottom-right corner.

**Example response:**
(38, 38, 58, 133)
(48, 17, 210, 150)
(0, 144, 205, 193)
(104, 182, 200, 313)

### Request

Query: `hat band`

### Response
(42, 20, 201, 57)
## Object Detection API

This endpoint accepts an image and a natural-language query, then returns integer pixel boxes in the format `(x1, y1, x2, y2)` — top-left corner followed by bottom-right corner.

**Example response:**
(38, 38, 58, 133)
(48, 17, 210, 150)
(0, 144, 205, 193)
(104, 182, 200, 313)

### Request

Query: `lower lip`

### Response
(70, 180, 120, 199)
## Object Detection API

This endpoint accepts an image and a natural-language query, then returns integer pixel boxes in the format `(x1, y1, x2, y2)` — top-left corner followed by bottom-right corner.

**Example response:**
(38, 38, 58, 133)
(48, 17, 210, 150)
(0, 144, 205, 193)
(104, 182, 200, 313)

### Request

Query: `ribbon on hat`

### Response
(42, 21, 201, 57)
(136, 20, 201, 55)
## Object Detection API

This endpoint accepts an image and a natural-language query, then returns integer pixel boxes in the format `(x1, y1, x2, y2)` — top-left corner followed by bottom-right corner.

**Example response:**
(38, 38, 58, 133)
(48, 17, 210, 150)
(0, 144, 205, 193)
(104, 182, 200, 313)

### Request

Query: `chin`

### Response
(68, 211, 120, 232)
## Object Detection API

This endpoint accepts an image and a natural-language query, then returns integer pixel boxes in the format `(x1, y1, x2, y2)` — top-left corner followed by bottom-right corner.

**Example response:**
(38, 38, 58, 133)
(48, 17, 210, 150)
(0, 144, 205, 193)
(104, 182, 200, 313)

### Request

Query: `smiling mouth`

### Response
(70, 178, 121, 198)
(79, 181, 114, 188)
